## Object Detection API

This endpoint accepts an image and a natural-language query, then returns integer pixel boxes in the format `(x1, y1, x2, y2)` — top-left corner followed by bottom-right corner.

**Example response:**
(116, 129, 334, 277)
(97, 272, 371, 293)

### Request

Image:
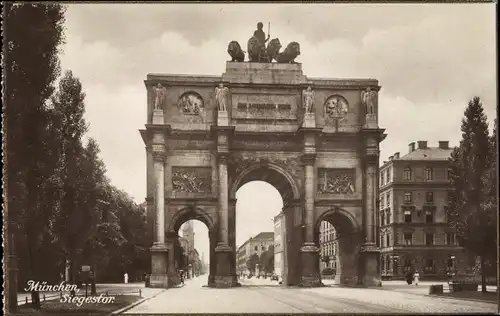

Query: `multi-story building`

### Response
(319, 221, 337, 271)
(178, 221, 201, 277)
(274, 213, 286, 280)
(236, 232, 274, 276)
(379, 140, 470, 280)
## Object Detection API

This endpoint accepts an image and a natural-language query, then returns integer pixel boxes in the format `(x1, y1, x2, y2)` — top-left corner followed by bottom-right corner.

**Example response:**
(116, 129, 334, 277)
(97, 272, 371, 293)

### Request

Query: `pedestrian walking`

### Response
(406, 271, 413, 285)
(413, 271, 420, 286)
(124, 272, 129, 284)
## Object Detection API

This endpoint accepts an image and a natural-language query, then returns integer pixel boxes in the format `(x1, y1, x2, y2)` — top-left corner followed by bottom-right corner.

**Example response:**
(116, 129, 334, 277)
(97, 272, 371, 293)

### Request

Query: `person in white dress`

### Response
(124, 272, 129, 284)
(413, 271, 420, 286)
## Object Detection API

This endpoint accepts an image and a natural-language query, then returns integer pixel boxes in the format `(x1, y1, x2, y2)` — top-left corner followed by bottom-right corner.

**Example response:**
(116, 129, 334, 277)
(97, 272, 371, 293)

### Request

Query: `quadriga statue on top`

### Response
(227, 22, 301, 64)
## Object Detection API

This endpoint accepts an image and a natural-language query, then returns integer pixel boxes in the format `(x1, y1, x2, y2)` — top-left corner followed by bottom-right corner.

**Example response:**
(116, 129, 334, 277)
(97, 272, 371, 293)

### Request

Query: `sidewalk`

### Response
(323, 279, 497, 303)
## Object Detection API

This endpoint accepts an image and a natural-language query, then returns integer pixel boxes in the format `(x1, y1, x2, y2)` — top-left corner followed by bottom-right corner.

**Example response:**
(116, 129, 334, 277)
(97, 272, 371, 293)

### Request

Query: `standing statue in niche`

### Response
(215, 83, 229, 111)
(153, 83, 167, 110)
(361, 87, 378, 115)
(302, 86, 315, 113)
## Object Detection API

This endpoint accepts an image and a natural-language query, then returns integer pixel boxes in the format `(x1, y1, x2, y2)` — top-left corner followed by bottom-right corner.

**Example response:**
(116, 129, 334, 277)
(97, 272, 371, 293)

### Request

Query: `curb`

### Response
(424, 293, 497, 304)
(111, 289, 167, 315)
(376, 286, 497, 304)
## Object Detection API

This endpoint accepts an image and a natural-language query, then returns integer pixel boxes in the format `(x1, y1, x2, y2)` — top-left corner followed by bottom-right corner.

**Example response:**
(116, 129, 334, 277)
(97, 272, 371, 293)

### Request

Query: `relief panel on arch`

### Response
(317, 168, 356, 195)
(172, 166, 212, 193)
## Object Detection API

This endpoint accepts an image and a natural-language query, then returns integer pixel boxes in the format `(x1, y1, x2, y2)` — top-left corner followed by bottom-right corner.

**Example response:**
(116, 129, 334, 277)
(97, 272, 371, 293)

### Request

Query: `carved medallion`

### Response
(324, 95, 349, 122)
(317, 168, 356, 195)
(172, 167, 212, 193)
(177, 92, 204, 115)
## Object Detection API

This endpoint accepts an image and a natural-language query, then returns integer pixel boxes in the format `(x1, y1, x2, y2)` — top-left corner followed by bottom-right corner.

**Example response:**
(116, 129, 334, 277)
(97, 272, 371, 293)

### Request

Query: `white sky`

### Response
(59, 3, 496, 258)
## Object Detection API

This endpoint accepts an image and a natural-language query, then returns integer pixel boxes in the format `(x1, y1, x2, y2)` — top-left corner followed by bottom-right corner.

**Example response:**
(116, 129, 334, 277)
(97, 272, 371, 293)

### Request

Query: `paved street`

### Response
(123, 275, 497, 314)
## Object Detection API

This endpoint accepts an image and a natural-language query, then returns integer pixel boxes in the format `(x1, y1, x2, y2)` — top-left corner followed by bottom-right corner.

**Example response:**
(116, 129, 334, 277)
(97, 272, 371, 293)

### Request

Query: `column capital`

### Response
(217, 152, 230, 165)
(152, 151, 167, 162)
(364, 154, 379, 166)
(301, 153, 316, 165)
(152, 144, 167, 162)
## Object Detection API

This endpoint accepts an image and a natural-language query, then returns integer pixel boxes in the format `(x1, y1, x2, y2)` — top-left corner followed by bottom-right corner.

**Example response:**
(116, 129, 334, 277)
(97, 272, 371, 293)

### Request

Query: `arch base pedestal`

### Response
(299, 243, 322, 287)
(360, 244, 382, 287)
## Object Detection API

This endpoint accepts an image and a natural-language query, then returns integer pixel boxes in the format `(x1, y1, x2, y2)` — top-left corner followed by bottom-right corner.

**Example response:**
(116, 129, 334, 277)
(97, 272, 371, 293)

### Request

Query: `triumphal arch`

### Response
(140, 36, 386, 289)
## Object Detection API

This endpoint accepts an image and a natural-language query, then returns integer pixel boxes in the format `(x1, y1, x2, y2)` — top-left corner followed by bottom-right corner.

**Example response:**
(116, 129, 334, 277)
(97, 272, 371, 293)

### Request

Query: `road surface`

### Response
(123, 275, 497, 314)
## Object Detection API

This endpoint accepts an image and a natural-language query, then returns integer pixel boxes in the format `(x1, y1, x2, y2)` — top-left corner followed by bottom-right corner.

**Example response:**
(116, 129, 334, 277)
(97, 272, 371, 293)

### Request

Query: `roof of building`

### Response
(382, 141, 453, 167)
(237, 232, 274, 252)
(252, 232, 274, 240)
(398, 147, 453, 161)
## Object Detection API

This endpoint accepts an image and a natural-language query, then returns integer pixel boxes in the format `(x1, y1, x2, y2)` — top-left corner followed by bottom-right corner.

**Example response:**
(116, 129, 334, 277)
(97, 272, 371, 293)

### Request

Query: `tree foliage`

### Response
(259, 245, 274, 275)
(5, 3, 67, 295)
(447, 96, 497, 292)
(5, 3, 151, 292)
(246, 253, 259, 273)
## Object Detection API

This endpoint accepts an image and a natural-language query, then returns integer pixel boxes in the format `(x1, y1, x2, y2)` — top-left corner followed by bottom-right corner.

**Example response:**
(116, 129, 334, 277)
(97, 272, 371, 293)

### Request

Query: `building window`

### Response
(380, 195, 385, 209)
(381, 213, 385, 226)
(425, 233, 434, 246)
(386, 211, 391, 225)
(446, 233, 456, 245)
(387, 167, 392, 183)
(425, 259, 435, 273)
(404, 167, 412, 181)
(404, 192, 413, 203)
(404, 209, 412, 223)
(254, 246, 258, 251)
(261, 245, 265, 251)
(426, 192, 434, 203)
(381, 235, 385, 247)
(386, 235, 390, 247)
(386, 192, 391, 207)
(425, 167, 433, 181)
(382, 256, 386, 270)
(425, 209, 434, 223)
(404, 233, 412, 245)
(381, 172, 385, 186)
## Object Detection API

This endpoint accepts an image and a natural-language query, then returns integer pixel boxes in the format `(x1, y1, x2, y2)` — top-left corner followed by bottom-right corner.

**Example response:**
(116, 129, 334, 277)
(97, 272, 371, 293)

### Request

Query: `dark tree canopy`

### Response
(447, 96, 497, 292)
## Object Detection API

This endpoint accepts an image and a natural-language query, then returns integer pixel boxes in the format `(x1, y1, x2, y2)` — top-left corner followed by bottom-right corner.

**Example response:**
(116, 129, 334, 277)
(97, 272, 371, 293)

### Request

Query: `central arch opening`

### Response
(231, 164, 299, 287)
(315, 209, 362, 286)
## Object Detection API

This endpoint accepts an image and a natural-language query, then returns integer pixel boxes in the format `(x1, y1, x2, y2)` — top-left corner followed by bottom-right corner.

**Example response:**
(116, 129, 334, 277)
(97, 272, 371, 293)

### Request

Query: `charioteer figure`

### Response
(253, 22, 270, 48)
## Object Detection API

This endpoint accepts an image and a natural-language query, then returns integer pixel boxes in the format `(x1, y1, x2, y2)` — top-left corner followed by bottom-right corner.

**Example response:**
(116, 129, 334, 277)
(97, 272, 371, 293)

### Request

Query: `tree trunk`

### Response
(26, 231, 41, 310)
(480, 256, 486, 292)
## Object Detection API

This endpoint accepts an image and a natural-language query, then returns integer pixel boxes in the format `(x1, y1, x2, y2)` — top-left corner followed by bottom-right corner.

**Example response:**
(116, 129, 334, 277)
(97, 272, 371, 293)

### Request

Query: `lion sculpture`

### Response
(227, 40, 245, 62)
(266, 38, 282, 62)
(275, 42, 301, 64)
(227, 38, 300, 64)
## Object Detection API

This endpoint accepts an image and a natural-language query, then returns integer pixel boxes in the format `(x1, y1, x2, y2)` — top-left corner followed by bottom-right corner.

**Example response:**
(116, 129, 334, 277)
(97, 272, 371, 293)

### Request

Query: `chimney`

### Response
(438, 141, 449, 149)
(409, 142, 415, 153)
(389, 156, 393, 161)
(417, 141, 427, 149)
(394, 152, 400, 159)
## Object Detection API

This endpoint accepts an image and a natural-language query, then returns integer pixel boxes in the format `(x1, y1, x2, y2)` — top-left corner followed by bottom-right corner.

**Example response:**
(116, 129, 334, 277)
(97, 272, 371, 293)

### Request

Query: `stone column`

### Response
(218, 154, 229, 246)
(359, 133, 383, 287)
(213, 152, 233, 288)
(149, 140, 169, 288)
(154, 155, 165, 245)
(299, 151, 321, 287)
(365, 163, 376, 244)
